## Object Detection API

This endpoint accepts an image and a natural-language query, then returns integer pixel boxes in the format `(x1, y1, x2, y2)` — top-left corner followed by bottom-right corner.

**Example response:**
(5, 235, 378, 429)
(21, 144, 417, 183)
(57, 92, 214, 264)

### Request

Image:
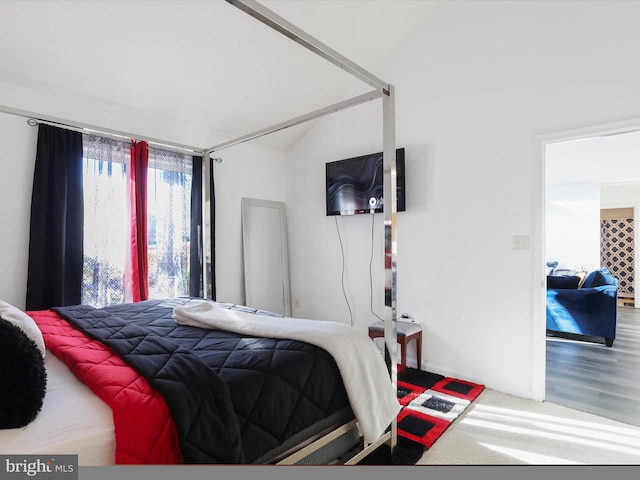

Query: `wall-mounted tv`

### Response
(325, 148, 405, 216)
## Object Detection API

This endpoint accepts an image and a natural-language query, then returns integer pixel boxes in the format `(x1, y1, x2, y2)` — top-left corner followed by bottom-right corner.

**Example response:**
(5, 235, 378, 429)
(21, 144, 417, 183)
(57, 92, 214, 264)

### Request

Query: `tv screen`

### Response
(325, 148, 405, 216)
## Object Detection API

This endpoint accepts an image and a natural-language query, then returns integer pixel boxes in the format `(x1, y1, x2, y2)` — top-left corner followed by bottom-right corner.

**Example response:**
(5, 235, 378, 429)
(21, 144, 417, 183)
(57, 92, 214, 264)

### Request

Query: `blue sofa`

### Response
(546, 268, 618, 347)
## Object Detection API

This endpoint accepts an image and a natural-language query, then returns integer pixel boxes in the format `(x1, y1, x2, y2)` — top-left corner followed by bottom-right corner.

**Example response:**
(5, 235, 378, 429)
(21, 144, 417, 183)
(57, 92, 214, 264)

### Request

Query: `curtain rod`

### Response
(27, 117, 224, 160)
(0, 104, 220, 159)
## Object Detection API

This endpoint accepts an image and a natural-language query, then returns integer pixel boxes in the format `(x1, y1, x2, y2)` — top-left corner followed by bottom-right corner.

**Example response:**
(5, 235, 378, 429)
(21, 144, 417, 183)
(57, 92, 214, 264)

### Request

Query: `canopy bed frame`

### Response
(0, 0, 401, 465)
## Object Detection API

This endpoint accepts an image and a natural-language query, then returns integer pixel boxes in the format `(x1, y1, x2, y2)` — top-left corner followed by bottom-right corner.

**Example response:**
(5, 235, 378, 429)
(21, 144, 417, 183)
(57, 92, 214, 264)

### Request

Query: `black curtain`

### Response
(26, 124, 84, 310)
(188, 155, 216, 300)
(209, 158, 216, 300)
(189, 155, 203, 297)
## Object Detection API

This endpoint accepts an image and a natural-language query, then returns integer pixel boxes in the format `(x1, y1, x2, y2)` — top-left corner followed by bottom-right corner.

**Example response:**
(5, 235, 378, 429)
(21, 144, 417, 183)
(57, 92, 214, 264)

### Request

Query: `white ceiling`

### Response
(546, 129, 640, 187)
(0, 0, 441, 151)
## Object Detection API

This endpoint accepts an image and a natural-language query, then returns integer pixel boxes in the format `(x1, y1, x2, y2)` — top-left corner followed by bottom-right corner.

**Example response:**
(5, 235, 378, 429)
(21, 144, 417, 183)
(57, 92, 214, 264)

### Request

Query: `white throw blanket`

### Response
(173, 300, 400, 444)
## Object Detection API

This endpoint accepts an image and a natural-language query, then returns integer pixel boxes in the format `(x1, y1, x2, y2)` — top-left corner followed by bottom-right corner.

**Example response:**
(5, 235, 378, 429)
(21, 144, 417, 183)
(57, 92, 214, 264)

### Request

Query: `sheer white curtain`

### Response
(81, 137, 193, 307)
(82, 135, 129, 307)
(147, 147, 193, 299)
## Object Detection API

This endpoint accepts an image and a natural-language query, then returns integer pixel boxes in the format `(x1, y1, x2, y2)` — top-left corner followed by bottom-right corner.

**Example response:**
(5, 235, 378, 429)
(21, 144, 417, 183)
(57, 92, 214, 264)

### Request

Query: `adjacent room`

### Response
(2, 0, 640, 470)
(545, 129, 640, 425)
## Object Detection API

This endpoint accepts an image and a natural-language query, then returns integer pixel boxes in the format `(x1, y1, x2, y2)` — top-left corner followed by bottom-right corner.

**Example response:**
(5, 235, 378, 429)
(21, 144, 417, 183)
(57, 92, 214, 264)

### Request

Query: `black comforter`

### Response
(54, 298, 352, 464)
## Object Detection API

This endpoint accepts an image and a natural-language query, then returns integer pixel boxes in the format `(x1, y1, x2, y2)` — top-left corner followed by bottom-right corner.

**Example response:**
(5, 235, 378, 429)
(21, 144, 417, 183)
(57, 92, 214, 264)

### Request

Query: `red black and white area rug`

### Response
(359, 367, 485, 464)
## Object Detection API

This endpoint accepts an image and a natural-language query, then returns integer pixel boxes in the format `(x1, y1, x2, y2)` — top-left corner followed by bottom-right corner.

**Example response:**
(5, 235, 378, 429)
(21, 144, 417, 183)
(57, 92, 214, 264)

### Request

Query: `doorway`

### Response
(536, 118, 640, 415)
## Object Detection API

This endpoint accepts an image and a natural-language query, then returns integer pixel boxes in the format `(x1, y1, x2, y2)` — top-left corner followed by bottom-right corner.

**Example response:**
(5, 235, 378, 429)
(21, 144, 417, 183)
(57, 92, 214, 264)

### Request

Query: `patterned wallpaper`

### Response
(601, 217, 635, 296)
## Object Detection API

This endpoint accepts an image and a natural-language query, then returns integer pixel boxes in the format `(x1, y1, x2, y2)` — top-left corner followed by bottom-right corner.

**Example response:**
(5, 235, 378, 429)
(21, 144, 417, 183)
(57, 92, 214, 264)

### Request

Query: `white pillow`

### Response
(0, 300, 46, 358)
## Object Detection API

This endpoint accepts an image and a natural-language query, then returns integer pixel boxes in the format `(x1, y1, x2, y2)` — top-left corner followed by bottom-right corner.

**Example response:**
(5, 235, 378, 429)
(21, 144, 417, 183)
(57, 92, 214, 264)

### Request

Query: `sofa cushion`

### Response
(581, 268, 617, 288)
(547, 275, 581, 289)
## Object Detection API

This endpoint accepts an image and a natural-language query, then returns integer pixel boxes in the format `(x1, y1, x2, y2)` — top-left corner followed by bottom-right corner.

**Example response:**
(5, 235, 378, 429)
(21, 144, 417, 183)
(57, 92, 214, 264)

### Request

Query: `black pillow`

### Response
(0, 318, 47, 429)
(547, 275, 581, 289)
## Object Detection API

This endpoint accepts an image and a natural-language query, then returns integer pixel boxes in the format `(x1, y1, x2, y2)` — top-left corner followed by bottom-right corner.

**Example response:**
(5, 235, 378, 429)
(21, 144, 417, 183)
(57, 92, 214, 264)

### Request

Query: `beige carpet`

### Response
(417, 388, 640, 465)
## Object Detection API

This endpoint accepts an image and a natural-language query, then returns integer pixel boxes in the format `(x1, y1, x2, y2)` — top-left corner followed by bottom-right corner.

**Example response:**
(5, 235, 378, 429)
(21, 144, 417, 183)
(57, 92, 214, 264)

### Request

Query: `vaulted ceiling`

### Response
(0, 0, 440, 151)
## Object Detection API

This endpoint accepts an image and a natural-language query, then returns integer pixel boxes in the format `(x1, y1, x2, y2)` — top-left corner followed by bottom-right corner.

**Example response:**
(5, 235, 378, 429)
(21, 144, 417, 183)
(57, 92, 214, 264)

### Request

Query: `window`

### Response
(82, 136, 129, 307)
(81, 135, 195, 307)
(147, 148, 193, 300)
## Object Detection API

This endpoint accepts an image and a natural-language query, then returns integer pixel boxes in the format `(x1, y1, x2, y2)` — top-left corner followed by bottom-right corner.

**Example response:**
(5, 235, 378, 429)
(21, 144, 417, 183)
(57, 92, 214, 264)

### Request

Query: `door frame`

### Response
(533, 116, 640, 401)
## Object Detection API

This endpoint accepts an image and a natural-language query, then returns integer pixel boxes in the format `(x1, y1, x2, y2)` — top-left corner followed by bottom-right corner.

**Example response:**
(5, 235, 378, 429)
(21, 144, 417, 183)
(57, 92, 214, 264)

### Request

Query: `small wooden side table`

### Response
(368, 320, 422, 372)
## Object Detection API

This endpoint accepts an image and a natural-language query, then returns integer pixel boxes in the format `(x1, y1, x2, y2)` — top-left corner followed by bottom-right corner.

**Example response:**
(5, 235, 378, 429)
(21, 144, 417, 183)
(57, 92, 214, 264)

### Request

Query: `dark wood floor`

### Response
(546, 306, 640, 427)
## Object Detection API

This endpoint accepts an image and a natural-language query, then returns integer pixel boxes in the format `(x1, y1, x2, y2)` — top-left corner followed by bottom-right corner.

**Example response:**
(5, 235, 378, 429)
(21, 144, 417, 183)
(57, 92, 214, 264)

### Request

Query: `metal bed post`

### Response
(222, 0, 400, 461)
(202, 151, 213, 300)
(206, 91, 383, 153)
(382, 83, 398, 456)
(2, 0, 403, 463)
(225, 0, 389, 91)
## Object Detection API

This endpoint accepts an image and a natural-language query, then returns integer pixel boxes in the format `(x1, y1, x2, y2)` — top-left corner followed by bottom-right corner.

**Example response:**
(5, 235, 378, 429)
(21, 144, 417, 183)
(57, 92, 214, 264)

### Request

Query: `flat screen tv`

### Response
(325, 148, 405, 216)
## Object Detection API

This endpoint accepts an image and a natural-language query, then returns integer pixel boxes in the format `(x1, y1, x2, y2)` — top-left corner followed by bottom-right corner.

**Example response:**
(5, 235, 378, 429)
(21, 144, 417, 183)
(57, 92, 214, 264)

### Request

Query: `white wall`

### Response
(546, 183, 601, 272)
(0, 113, 37, 308)
(212, 143, 287, 304)
(286, 0, 640, 399)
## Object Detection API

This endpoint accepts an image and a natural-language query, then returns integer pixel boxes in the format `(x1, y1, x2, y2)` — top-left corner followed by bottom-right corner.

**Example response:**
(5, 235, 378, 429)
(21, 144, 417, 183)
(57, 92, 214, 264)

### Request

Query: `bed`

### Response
(0, 347, 116, 465)
(1, 0, 403, 466)
(0, 297, 399, 465)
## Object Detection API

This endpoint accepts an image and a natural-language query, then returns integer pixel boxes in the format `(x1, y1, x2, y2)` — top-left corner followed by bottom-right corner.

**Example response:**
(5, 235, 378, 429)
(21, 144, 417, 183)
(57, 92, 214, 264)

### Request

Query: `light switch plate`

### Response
(513, 235, 530, 250)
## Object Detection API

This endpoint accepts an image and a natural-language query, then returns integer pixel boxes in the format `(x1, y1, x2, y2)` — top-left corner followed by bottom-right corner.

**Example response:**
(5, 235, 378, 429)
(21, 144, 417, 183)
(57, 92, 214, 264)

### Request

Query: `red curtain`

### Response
(128, 141, 149, 302)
